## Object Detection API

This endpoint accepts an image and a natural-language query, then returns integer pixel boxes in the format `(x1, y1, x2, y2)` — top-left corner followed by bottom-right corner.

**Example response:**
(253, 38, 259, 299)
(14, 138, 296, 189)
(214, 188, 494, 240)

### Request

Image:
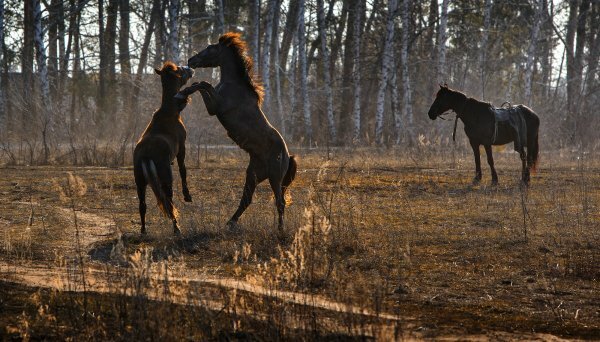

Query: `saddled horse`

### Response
(427, 85, 540, 185)
(134, 62, 194, 235)
(178, 32, 297, 230)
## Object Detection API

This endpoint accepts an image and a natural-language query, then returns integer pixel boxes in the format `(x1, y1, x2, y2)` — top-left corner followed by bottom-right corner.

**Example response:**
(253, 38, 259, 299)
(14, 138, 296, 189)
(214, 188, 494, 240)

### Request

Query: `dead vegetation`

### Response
(0, 147, 599, 340)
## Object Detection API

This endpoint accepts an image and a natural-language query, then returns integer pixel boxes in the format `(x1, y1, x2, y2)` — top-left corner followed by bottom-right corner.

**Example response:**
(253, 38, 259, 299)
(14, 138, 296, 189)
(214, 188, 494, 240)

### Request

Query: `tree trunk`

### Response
(329, 0, 347, 75)
(584, 2, 599, 100)
(153, 1, 167, 67)
(261, 0, 276, 109)
(338, 0, 357, 140)
(168, 0, 180, 63)
(539, 0, 552, 99)
(479, 0, 491, 99)
(48, 0, 58, 99)
(272, 0, 284, 134)
(279, 0, 299, 70)
(214, 0, 225, 37)
(317, 0, 336, 143)
(391, 58, 402, 144)
(297, 0, 311, 143)
(0, 0, 4, 123)
(436, 0, 448, 82)
(249, 0, 260, 65)
(23, 0, 35, 122)
(34, 0, 51, 163)
(351, 0, 363, 142)
(375, 0, 397, 145)
(524, 0, 544, 105)
(565, 0, 580, 116)
(119, 0, 132, 111)
(401, 0, 414, 141)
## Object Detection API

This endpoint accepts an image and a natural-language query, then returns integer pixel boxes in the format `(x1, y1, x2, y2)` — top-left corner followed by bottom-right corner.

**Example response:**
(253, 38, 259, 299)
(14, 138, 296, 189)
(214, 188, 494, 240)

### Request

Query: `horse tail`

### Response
(282, 155, 297, 189)
(522, 106, 540, 173)
(141, 159, 178, 220)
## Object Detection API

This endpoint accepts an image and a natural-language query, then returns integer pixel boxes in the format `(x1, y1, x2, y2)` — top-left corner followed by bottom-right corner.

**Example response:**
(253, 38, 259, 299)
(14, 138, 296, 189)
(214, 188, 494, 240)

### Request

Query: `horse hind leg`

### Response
(268, 176, 285, 231)
(136, 182, 147, 235)
(484, 145, 498, 185)
(519, 149, 530, 186)
(229, 164, 260, 227)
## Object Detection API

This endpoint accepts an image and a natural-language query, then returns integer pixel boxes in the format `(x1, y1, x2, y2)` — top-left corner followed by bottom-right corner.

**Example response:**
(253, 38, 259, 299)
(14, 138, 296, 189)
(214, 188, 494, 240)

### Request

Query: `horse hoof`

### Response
(174, 93, 187, 100)
(184, 195, 193, 202)
(174, 228, 181, 235)
(226, 220, 240, 232)
(491, 180, 498, 186)
(472, 178, 481, 185)
(141, 228, 147, 235)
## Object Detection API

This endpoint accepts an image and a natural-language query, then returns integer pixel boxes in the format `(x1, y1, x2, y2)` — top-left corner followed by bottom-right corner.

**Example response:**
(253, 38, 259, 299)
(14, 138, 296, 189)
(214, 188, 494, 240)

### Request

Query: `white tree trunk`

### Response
(214, 0, 225, 36)
(317, 0, 336, 143)
(250, 0, 260, 66)
(298, 0, 312, 143)
(375, 0, 398, 145)
(480, 0, 491, 99)
(0, 0, 4, 120)
(34, 0, 49, 106)
(401, 0, 414, 140)
(272, 0, 285, 136)
(436, 0, 449, 82)
(261, 0, 276, 108)
(391, 58, 402, 144)
(524, 0, 543, 105)
(351, 0, 362, 142)
(168, 0, 180, 63)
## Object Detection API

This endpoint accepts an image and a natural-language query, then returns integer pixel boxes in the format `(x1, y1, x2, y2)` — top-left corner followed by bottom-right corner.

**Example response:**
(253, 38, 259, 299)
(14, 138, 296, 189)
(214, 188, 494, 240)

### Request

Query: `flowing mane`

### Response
(160, 61, 178, 72)
(219, 32, 265, 106)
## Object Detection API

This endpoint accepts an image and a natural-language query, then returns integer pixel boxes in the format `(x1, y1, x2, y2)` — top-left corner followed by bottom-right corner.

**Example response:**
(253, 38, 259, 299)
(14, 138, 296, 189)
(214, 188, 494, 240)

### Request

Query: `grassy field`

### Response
(1, 147, 599, 340)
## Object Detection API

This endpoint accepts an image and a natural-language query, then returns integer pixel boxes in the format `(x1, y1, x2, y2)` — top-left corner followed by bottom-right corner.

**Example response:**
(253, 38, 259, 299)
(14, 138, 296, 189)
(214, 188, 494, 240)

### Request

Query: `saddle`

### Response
(491, 103, 527, 151)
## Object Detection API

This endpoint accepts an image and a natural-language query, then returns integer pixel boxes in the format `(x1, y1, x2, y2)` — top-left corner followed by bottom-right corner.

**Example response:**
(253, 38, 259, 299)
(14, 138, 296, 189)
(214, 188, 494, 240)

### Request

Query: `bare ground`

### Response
(0, 148, 599, 340)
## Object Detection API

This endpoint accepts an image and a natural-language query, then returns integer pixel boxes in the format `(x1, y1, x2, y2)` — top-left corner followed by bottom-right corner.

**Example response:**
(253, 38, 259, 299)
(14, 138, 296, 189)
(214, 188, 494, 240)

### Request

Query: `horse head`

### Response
(187, 42, 223, 68)
(154, 61, 194, 89)
(428, 84, 453, 120)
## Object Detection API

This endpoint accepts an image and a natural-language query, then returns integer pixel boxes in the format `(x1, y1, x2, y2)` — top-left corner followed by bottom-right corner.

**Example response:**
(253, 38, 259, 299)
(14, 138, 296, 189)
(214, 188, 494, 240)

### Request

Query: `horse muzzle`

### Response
(182, 66, 194, 77)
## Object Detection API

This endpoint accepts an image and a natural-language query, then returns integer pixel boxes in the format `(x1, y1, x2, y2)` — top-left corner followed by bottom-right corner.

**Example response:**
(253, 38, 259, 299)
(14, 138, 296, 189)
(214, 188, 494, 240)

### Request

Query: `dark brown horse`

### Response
(179, 32, 296, 230)
(134, 62, 194, 235)
(428, 85, 540, 185)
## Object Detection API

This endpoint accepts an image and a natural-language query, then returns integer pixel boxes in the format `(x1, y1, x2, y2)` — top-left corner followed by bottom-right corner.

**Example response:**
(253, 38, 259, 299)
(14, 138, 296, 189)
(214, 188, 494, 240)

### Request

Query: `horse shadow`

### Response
(88, 229, 223, 265)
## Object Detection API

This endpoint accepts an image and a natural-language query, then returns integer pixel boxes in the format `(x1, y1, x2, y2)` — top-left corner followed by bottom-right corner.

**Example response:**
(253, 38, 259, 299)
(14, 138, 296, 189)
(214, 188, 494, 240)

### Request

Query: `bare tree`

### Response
(33, 0, 51, 162)
(0, 0, 4, 122)
(279, 0, 299, 70)
(214, 0, 224, 36)
(119, 0, 132, 111)
(375, 0, 398, 145)
(479, 0, 491, 99)
(298, 0, 311, 143)
(168, 0, 180, 63)
(272, 0, 285, 134)
(249, 0, 260, 65)
(524, 0, 544, 105)
(401, 0, 414, 140)
(436, 0, 448, 82)
(261, 0, 276, 108)
(351, 0, 363, 142)
(317, 0, 336, 143)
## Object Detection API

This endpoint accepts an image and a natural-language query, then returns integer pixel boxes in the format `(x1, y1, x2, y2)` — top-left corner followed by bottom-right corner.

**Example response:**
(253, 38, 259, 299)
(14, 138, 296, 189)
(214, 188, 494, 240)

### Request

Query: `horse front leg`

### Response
(199, 89, 219, 116)
(484, 145, 498, 185)
(470, 140, 482, 184)
(177, 145, 192, 202)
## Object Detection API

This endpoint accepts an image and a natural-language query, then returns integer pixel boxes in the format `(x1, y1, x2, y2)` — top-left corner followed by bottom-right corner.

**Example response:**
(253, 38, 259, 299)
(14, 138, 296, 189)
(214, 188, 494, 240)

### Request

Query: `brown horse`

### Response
(134, 62, 194, 235)
(178, 32, 296, 231)
(428, 85, 540, 185)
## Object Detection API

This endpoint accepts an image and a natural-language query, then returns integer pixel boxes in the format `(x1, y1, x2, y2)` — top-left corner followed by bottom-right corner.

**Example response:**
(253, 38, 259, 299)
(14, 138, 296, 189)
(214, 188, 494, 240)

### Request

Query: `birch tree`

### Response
(0, 0, 4, 122)
(272, 0, 284, 135)
(401, 0, 414, 140)
(375, 0, 398, 145)
(317, 0, 336, 143)
(479, 0, 491, 99)
(119, 0, 131, 110)
(261, 0, 276, 109)
(298, 0, 312, 143)
(524, 0, 544, 105)
(351, 0, 363, 142)
(214, 0, 224, 36)
(436, 0, 449, 82)
(34, 0, 51, 162)
(168, 0, 180, 63)
(249, 0, 260, 65)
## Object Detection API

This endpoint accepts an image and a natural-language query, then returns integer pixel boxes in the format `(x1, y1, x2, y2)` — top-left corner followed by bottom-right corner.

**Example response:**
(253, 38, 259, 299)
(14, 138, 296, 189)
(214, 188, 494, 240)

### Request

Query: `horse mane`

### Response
(219, 32, 265, 106)
(444, 86, 493, 113)
(160, 61, 178, 73)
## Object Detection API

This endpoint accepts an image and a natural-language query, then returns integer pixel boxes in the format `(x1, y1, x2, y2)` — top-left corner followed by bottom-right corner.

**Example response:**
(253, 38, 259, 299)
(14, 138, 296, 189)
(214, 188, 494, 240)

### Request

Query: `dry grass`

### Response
(0, 147, 599, 340)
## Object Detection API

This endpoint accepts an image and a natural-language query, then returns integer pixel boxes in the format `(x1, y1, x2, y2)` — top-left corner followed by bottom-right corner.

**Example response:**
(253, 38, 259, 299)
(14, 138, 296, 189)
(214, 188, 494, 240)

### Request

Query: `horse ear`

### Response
(154, 68, 162, 75)
(443, 82, 448, 87)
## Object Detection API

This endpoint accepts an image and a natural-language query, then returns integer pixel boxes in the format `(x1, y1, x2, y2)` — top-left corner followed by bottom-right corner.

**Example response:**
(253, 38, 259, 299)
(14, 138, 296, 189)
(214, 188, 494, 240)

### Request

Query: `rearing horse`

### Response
(179, 32, 297, 230)
(428, 85, 540, 185)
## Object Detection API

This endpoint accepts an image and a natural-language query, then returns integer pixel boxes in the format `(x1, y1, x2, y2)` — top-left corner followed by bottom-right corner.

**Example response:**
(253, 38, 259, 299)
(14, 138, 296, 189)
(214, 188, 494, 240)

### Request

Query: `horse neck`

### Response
(449, 92, 469, 118)
(219, 49, 245, 83)
(158, 83, 180, 117)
